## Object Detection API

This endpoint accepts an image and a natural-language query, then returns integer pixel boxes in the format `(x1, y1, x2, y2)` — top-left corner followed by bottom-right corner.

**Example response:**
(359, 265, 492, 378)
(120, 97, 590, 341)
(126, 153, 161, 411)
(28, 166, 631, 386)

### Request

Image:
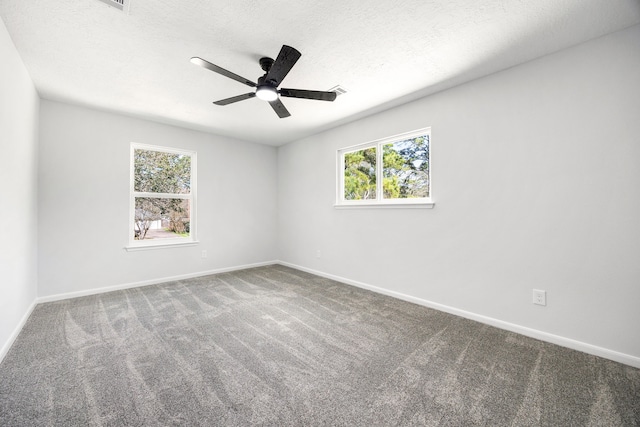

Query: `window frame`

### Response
(126, 143, 198, 251)
(336, 128, 433, 209)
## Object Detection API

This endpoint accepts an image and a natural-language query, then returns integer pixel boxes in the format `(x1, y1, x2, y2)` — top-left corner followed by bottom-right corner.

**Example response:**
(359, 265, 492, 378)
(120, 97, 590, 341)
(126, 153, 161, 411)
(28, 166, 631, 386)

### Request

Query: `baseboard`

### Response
(0, 300, 37, 365)
(277, 261, 640, 369)
(36, 260, 279, 303)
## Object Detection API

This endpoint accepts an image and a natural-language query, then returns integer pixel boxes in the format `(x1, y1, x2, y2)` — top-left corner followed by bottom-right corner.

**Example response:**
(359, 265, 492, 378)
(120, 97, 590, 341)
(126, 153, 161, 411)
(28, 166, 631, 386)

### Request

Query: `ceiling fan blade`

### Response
(265, 45, 301, 86)
(268, 98, 291, 118)
(191, 57, 256, 88)
(213, 92, 256, 106)
(279, 88, 337, 102)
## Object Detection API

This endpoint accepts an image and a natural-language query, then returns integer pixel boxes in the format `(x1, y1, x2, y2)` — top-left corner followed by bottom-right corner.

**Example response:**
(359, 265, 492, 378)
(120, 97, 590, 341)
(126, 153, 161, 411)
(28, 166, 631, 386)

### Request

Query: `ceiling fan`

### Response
(191, 45, 337, 118)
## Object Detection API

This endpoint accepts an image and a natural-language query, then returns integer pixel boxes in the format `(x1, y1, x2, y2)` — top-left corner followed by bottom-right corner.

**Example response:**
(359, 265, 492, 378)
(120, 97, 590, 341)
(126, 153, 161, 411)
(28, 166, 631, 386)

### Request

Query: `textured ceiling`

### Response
(2, 0, 640, 146)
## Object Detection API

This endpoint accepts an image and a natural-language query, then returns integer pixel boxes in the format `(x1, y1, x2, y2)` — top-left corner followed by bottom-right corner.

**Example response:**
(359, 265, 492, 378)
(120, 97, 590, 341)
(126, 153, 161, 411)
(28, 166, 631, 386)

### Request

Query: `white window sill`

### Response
(334, 201, 435, 209)
(125, 240, 199, 252)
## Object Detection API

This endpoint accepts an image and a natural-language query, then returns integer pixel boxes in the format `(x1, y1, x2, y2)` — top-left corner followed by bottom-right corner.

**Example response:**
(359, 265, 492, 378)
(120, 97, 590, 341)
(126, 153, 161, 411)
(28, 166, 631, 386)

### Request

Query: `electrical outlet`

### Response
(201, 250, 207, 259)
(533, 289, 546, 306)
(316, 250, 321, 259)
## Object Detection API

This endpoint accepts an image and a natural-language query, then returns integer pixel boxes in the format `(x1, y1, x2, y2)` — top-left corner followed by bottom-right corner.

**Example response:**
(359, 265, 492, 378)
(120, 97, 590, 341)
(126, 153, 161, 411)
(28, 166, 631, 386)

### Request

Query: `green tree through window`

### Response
(383, 135, 429, 199)
(344, 147, 377, 200)
(338, 129, 431, 206)
(131, 145, 196, 244)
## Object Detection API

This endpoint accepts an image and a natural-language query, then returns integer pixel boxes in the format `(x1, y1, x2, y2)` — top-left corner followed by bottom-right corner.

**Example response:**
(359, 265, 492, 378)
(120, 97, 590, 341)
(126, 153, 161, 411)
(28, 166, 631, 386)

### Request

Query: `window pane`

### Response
(383, 135, 429, 199)
(134, 149, 191, 194)
(344, 147, 377, 200)
(134, 197, 190, 240)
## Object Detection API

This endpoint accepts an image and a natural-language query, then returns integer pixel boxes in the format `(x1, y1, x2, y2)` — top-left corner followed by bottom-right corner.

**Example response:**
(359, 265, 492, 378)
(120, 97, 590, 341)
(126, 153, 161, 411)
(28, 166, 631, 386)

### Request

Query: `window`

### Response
(128, 143, 197, 249)
(337, 128, 433, 208)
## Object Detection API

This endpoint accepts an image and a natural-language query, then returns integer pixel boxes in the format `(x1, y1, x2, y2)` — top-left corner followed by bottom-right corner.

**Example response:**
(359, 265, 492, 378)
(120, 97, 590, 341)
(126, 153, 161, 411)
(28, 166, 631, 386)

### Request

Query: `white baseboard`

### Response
(0, 300, 37, 365)
(36, 260, 278, 304)
(277, 261, 640, 369)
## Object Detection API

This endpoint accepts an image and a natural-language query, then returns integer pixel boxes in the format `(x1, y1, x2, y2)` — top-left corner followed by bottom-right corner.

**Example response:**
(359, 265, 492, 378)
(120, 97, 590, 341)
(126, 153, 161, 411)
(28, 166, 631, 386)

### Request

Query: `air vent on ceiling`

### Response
(328, 85, 348, 97)
(95, 0, 125, 11)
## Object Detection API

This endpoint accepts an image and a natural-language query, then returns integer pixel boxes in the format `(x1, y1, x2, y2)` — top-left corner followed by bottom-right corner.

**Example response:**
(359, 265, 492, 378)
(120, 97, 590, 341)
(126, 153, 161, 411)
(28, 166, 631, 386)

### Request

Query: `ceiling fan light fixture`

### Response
(255, 85, 278, 102)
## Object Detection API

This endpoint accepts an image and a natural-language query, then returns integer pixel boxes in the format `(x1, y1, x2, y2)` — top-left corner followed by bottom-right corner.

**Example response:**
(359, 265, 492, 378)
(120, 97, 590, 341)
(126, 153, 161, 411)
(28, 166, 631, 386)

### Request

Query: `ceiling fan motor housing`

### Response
(259, 57, 274, 72)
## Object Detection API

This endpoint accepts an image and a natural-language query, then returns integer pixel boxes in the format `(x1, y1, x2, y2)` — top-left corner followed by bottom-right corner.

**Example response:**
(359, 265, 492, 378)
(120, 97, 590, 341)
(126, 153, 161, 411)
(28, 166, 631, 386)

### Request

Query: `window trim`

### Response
(126, 143, 198, 250)
(335, 128, 434, 209)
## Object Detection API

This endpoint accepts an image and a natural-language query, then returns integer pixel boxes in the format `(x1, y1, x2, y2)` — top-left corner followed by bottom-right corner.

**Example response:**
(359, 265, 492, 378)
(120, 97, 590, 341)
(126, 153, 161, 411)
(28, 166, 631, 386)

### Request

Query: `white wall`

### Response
(0, 19, 39, 360)
(278, 25, 640, 364)
(38, 101, 278, 298)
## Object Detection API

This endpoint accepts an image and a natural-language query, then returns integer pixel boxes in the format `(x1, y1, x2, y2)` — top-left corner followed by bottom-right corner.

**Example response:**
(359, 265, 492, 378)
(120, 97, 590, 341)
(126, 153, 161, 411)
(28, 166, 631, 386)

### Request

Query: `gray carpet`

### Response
(1, 265, 638, 426)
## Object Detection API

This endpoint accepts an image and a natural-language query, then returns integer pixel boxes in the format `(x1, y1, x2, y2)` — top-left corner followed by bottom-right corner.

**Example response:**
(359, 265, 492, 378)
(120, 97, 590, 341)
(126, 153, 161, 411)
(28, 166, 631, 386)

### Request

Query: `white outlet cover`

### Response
(533, 289, 546, 306)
